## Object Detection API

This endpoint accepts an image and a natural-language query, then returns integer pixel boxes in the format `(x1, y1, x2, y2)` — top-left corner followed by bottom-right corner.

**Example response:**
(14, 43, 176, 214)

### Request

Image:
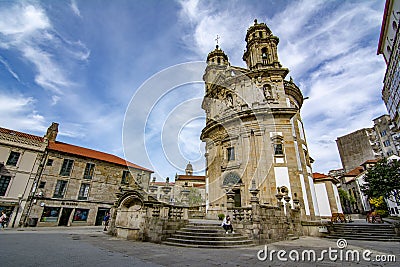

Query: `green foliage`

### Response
(218, 213, 225, 220)
(188, 187, 204, 206)
(338, 188, 355, 204)
(370, 196, 389, 217)
(338, 188, 347, 202)
(361, 158, 400, 203)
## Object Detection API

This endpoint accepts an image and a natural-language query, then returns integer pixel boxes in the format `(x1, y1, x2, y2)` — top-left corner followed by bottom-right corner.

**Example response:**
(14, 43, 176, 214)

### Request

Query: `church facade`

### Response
(201, 20, 319, 219)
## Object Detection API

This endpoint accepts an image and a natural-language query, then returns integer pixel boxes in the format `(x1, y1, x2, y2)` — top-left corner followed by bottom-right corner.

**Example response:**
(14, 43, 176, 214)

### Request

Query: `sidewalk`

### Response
(1, 225, 104, 234)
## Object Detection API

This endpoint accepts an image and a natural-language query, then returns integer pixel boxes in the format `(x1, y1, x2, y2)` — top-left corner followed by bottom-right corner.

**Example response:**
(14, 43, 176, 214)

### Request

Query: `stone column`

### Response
(284, 195, 291, 217)
(249, 179, 260, 221)
(249, 180, 261, 242)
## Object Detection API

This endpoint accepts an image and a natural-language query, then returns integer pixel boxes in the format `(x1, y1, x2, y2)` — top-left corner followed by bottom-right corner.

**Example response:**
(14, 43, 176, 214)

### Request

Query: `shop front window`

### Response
(40, 207, 60, 222)
(73, 209, 89, 222)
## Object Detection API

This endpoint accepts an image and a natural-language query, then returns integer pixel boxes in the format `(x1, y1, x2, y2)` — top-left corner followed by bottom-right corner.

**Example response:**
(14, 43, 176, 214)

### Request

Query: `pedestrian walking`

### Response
(103, 212, 110, 231)
(0, 210, 8, 229)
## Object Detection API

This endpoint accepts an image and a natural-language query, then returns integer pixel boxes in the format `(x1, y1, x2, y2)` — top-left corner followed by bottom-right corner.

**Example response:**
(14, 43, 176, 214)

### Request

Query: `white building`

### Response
(378, 0, 400, 128)
(0, 126, 47, 227)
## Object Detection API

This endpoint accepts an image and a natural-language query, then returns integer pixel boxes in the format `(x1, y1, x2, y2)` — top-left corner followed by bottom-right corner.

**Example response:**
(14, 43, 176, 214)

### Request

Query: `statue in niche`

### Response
(226, 93, 233, 107)
(263, 84, 273, 100)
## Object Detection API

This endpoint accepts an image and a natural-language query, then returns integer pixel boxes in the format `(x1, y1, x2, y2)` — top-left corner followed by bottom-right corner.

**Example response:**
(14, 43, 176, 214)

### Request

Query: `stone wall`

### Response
(227, 188, 326, 244)
(111, 192, 189, 243)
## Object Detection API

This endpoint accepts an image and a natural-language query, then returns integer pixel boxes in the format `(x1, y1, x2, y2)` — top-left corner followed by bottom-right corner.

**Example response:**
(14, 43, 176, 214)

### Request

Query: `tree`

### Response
(188, 187, 204, 206)
(338, 188, 356, 213)
(360, 158, 400, 205)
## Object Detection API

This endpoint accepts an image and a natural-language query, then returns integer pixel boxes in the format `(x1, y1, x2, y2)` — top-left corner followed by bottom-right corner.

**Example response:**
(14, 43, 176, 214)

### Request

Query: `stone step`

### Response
(178, 228, 223, 233)
(171, 234, 249, 241)
(332, 224, 394, 229)
(327, 233, 397, 238)
(324, 223, 399, 242)
(332, 228, 394, 232)
(165, 237, 254, 247)
(185, 224, 221, 228)
(325, 235, 400, 242)
(330, 233, 396, 238)
(163, 241, 256, 249)
(332, 225, 393, 228)
(163, 220, 255, 248)
(175, 230, 242, 237)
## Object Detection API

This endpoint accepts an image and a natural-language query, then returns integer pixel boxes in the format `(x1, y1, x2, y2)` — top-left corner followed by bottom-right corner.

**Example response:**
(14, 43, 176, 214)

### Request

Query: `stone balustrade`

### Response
(229, 207, 253, 222)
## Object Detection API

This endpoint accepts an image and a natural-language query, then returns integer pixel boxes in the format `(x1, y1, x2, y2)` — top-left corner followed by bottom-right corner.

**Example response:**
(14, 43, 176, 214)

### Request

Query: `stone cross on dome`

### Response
(215, 34, 220, 48)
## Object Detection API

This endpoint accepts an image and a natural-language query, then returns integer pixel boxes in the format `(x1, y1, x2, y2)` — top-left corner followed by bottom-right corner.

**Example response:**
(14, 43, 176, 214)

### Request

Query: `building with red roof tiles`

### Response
(338, 163, 370, 215)
(1, 123, 152, 227)
(148, 163, 206, 207)
(338, 158, 400, 217)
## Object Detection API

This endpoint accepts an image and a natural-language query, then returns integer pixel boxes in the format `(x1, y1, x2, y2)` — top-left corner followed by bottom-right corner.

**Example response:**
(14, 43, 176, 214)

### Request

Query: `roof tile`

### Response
(48, 141, 152, 172)
(0, 127, 44, 142)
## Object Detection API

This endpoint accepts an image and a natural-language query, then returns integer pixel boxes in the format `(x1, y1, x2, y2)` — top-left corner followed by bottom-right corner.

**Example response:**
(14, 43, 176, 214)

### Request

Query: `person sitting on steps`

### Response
(221, 214, 235, 234)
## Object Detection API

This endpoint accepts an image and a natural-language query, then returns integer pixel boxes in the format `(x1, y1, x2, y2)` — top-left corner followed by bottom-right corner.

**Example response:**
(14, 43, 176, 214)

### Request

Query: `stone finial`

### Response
(152, 177, 156, 183)
(165, 177, 169, 184)
(45, 122, 59, 142)
(254, 19, 258, 25)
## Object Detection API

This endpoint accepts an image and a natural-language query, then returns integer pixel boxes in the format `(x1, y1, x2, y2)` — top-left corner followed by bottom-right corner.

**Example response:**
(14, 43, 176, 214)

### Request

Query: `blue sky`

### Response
(0, 0, 387, 179)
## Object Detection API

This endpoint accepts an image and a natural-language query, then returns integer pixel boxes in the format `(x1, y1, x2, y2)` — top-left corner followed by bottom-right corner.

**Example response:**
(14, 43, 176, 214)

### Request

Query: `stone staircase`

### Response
(163, 220, 255, 248)
(325, 222, 400, 242)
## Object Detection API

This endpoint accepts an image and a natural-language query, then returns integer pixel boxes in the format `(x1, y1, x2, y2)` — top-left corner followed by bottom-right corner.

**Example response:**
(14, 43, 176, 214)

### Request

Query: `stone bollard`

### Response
(226, 189, 235, 209)
(181, 187, 190, 206)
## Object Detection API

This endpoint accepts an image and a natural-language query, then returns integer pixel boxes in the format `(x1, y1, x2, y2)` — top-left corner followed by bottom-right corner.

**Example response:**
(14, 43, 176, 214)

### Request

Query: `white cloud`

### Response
(0, 2, 88, 94)
(70, 0, 81, 17)
(177, 0, 251, 66)
(0, 92, 46, 132)
(22, 46, 71, 94)
(0, 4, 49, 36)
(0, 56, 20, 82)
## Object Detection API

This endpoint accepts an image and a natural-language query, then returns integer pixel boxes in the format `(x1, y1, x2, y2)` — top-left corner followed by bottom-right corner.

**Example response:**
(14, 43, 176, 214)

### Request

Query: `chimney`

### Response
(45, 122, 59, 142)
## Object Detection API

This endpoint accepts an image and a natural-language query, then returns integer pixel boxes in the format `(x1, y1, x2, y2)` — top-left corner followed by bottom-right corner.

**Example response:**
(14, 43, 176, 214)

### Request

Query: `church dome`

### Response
(186, 162, 193, 171)
(206, 45, 229, 66)
(185, 162, 193, 175)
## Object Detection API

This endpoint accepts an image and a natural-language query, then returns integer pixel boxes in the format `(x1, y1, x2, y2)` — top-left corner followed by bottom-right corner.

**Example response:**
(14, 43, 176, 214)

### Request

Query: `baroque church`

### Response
(201, 20, 321, 219)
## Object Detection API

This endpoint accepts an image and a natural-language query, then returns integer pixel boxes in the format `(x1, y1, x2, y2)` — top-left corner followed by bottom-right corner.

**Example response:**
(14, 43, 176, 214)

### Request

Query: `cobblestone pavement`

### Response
(0, 226, 399, 266)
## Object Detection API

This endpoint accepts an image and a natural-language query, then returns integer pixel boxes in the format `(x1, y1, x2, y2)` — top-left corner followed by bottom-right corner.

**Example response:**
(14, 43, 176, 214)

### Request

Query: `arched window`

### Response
(261, 47, 268, 65)
(223, 172, 241, 186)
(271, 135, 284, 156)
